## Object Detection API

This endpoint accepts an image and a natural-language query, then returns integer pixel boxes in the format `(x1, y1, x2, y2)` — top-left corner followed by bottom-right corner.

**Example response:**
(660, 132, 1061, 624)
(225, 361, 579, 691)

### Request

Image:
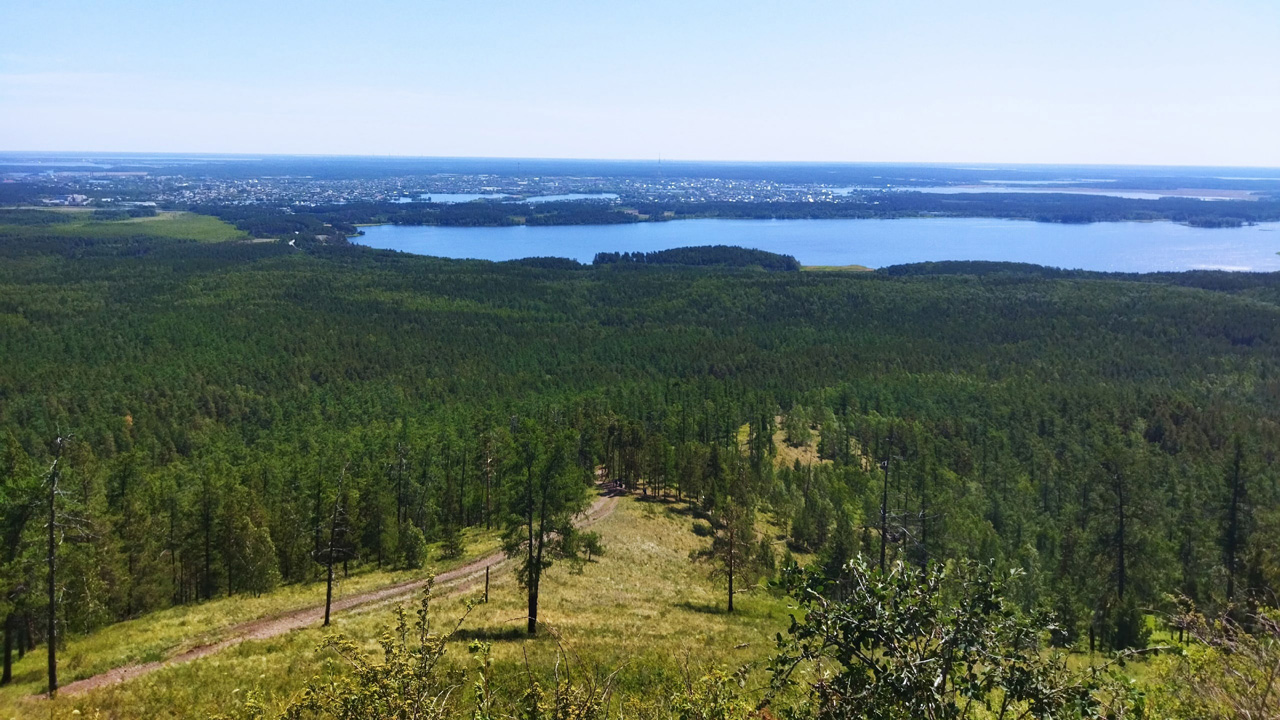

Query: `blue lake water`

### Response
(524, 193, 619, 203)
(391, 192, 620, 204)
(393, 193, 511, 203)
(830, 186, 1236, 201)
(354, 218, 1280, 273)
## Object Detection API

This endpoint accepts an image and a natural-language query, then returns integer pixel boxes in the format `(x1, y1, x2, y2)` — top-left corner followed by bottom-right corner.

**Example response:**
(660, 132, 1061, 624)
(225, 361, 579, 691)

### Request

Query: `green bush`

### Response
(766, 558, 1141, 719)
(399, 524, 427, 569)
(1105, 595, 1151, 651)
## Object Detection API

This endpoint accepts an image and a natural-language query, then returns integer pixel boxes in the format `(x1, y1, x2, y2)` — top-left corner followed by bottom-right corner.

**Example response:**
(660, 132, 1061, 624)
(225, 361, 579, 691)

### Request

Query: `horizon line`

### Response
(3, 150, 1280, 173)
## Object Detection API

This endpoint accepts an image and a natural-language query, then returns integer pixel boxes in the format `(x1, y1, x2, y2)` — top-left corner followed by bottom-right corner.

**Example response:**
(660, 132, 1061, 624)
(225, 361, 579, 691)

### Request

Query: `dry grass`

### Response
(801, 264, 874, 272)
(0, 495, 793, 719)
(0, 528, 500, 718)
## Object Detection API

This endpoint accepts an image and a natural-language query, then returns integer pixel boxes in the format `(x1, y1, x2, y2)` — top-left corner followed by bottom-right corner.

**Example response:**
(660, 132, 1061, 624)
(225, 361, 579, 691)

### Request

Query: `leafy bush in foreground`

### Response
(1150, 605, 1280, 719)
(764, 558, 1144, 719)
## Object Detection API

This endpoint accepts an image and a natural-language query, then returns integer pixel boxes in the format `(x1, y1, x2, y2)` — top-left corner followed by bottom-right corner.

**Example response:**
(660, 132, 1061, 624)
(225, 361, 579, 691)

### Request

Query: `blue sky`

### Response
(3, 0, 1278, 166)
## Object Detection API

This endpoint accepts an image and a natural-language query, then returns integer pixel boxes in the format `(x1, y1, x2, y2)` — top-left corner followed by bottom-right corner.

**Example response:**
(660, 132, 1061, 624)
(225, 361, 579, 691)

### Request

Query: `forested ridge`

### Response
(592, 245, 801, 270)
(1, 223, 1279, 714)
(186, 192, 1280, 240)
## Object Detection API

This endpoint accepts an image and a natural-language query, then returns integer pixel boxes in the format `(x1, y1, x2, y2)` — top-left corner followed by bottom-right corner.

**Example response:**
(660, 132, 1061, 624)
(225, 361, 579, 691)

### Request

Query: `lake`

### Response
(354, 217, 1280, 273)
(391, 192, 619, 204)
(830, 186, 1243, 201)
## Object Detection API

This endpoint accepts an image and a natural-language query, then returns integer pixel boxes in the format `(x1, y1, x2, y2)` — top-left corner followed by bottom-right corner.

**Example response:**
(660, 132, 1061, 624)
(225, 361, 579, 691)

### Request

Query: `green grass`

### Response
(0, 527, 500, 718)
(802, 264, 874, 272)
(0, 495, 795, 719)
(0, 494, 1176, 719)
(0, 210, 248, 243)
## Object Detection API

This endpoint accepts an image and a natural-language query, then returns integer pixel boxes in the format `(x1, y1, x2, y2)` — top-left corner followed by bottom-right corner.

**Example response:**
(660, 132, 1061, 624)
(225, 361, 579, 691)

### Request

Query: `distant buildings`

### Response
(42, 194, 89, 206)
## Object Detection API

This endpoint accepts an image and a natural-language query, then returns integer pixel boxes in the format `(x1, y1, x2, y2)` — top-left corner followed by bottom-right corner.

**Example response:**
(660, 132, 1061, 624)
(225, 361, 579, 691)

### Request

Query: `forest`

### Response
(0, 216, 1278, 718)
(592, 246, 801, 270)
(186, 192, 1280, 240)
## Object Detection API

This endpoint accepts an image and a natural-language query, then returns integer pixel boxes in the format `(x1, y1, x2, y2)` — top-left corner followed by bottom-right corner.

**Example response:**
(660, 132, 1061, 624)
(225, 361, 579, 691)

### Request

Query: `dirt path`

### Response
(54, 487, 623, 698)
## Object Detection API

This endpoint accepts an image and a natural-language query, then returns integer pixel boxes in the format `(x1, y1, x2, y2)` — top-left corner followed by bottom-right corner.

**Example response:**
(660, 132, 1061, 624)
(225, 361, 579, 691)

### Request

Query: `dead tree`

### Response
(314, 465, 354, 627)
(1225, 439, 1244, 602)
(41, 436, 92, 698)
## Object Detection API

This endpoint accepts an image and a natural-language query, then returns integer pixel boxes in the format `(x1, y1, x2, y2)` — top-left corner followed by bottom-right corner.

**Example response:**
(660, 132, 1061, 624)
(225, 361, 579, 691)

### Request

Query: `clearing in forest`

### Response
(0, 209, 247, 242)
(2, 489, 786, 719)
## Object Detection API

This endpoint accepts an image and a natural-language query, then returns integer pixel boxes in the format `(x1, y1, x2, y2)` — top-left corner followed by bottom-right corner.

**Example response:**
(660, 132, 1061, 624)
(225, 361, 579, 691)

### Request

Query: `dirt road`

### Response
(54, 488, 622, 697)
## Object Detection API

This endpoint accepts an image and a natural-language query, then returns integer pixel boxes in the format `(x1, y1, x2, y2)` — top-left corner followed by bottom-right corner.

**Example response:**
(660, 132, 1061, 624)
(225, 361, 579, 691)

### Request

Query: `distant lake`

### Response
(354, 218, 1280, 273)
(830, 186, 1241, 201)
(393, 193, 510, 203)
(390, 192, 619, 204)
(524, 193, 619, 203)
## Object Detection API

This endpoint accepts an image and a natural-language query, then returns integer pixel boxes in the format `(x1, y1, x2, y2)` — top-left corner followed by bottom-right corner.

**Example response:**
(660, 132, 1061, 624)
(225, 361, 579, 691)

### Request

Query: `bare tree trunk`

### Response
(526, 462, 553, 636)
(484, 440, 493, 529)
(169, 506, 179, 605)
(396, 444, 406, 528)
(1115, 471, 1127, 599)
(2, 614, 12, 686)
(727, 545, 735, 613)
(203, 480, 213, 601)
(322, 467, 347, 627)
(323, 557, 334, 626)
(527, 580, 539, 635)
(1226, 440, 1243, 601)
(47, 450, 59, 698)
(323, 494, 338, 627)
(879, 456, 890, 572)
(24, 614, 34, 654)
(459, 440, 468, 527)
(919, 470, 933, 566)
(524, 457, 538, 635)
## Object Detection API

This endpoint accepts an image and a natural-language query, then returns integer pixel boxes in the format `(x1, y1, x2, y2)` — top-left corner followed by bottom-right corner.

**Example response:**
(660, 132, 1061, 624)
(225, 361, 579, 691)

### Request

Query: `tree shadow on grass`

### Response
(452, 626, 529, 642)
(636, 493, 686, 505)
(674, 600, 730, 615)
(660, 502, 713, 523)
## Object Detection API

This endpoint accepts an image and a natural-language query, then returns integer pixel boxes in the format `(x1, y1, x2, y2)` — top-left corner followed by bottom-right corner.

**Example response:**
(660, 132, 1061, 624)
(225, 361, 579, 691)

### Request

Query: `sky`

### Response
(2, 0, 1279, 166)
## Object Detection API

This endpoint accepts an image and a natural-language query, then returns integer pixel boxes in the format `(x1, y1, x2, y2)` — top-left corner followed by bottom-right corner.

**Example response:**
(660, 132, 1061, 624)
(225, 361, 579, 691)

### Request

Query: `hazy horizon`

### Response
(5, 151, 1280, 174)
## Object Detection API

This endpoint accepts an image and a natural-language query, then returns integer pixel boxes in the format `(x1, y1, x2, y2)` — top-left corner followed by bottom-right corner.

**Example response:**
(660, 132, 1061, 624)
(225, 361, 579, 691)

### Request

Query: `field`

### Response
(0, 492, 793, 719)
(800, 264, 873, 272)
(0, 209, 248, 242)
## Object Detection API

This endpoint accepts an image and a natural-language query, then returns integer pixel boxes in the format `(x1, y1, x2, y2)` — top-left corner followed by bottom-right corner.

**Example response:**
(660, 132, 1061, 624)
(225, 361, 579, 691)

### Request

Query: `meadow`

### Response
(0, 492, 796, 719)
(0, 209, 247, 243)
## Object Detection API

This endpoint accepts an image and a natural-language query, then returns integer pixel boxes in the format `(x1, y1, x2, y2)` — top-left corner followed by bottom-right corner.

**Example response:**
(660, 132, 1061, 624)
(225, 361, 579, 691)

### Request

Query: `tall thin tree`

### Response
(502, 420, 589, 635)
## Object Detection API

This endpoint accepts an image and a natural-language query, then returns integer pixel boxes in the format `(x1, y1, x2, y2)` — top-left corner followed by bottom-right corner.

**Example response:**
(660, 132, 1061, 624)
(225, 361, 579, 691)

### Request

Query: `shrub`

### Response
(671, 669, 752, 720)
(764, 558, 1142, 719)
(399, 524, 427, 569)
(1104, 595, 1151, 651)
(1149, 604, 1280, 719)
(440, 523, 465, 560)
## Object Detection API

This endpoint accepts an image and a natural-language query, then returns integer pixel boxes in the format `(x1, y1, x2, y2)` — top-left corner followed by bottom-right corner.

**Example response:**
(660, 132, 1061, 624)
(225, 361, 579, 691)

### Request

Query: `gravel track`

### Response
(53, 488, 622, 698)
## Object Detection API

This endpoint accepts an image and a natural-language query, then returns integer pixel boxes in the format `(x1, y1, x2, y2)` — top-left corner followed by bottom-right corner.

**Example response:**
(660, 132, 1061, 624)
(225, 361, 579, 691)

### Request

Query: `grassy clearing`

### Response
(742, 418, 872, 472)
(0, 494, 1174, 719)
(0, 210, 247, 242)
(2, 495, 794, 719)
(801, 264, 874, 272)
(0, 528, 500, 717)
(736, 420, 826, 470)
(772, 426, 825, 468)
